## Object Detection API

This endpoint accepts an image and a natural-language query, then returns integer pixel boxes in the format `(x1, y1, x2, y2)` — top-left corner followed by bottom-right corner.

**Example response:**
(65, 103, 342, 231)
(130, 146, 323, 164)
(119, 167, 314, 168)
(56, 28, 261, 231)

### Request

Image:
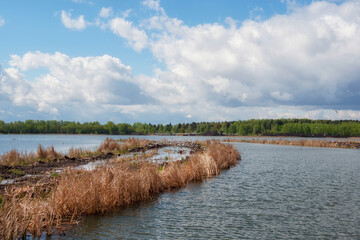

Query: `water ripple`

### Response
(64, 143, 360, 239)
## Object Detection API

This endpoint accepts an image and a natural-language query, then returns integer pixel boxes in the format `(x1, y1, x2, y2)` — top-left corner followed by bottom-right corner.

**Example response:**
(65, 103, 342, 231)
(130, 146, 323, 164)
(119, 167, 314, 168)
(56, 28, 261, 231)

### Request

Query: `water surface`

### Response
(65, 142, 360, 239)
(1, 134, 357, 155)
(1, 135, 359, 239)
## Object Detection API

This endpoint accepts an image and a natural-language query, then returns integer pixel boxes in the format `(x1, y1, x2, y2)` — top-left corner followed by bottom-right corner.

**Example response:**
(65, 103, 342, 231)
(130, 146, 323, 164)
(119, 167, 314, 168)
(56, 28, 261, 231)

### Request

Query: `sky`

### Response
(0, 0, 359, 124)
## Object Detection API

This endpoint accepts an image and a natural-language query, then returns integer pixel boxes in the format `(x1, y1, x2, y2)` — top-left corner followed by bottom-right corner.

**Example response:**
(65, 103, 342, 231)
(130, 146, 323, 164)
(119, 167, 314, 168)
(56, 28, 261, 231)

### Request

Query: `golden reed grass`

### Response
(98, 137, 152, 153)
(0, 138, 150, 167)
(223, 138, 360, 149)
(0, 140, 240, 239)
(0, 145, 63, 167)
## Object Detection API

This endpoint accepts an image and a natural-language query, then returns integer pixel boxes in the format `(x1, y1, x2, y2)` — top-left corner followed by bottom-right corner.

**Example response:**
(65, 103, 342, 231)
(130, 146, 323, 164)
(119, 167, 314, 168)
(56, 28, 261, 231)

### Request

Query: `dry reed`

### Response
(0, 137, 151, 167)
(0, 140, 240, 239)
(115, 149, 159, 163)
(223, 138, 360, 149)
(0, 145, 63, 167)
(37, 145, 62, 160)
(67, 147, 95, 159)
(97, 137, 152, 153)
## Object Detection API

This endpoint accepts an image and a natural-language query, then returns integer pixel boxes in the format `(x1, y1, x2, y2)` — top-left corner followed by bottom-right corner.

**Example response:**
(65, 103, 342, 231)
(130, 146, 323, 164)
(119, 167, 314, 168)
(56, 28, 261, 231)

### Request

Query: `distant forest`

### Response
(0, 119, 360, 137)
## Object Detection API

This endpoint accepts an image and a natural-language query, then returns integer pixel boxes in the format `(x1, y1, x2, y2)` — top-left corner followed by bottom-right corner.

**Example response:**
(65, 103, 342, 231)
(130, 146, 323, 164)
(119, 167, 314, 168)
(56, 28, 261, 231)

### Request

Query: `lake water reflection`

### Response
(0, 135, 359, 239)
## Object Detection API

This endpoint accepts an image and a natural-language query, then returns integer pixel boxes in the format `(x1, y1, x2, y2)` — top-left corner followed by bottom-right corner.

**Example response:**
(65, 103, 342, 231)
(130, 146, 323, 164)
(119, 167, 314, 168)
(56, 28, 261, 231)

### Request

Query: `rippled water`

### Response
(63, 142, 360, 239)
(1, 135, 359, 239)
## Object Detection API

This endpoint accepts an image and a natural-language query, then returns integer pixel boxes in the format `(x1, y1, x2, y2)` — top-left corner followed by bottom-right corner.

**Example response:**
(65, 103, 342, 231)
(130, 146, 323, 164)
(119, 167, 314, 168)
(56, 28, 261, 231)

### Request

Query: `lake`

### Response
(1, 134, 356, 155)
(1, 135, 359, 239)
(0, 134, 214, 155)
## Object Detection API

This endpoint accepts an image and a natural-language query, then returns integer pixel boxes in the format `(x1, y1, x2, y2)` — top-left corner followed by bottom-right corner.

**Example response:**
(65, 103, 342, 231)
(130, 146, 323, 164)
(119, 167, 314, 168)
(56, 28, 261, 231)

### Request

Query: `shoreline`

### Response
(223, 138, 360, 149)
(1, 133, 359, 139)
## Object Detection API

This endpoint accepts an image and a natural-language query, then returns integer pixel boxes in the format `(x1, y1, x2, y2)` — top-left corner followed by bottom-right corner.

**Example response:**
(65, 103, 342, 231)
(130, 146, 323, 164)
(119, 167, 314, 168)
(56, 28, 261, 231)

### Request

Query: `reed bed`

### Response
(0, 140, 240, 239)
(67, 147, 96, 159)
(0, 145, 63, 167)
(98, 137, 152, 153)
(115, 149, 159, 163)
(0, 138, 151, 167)
(223, 138, 360, 149)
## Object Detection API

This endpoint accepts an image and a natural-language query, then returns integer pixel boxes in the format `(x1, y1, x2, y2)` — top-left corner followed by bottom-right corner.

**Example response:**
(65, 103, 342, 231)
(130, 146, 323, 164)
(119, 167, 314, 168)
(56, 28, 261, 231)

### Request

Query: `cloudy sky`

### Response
(0, 0, 359, 123)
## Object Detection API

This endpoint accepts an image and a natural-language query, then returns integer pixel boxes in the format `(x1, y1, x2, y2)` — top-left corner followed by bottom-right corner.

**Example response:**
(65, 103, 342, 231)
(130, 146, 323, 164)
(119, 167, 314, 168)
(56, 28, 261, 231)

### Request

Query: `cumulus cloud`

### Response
(99, 7, 113, 18)
(142, 0, 163, 12)
(1, 51, 153, 118)
(4, 1, 360, 122)
(110, 18, 148, 51)
(61, 10, 87, 30)
(136, 0, 360, 118)
(0, 16, 4, 27)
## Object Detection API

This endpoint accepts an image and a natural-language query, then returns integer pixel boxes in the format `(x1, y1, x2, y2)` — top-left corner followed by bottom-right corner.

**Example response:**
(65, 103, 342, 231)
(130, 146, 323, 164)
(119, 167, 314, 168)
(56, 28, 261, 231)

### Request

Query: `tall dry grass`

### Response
(223, 138, 360, 149)
(0, 150, 35, 166)
(0, 141, 240, 239)
(0, 185, 60, 239)
(98, 137, 152, 153)
(115, 149, 159, 163)
(36, 145, 62, 160)
(0, 137, 150, 167)
(0, 145, 63, 166)
(67, 147, 96, 159)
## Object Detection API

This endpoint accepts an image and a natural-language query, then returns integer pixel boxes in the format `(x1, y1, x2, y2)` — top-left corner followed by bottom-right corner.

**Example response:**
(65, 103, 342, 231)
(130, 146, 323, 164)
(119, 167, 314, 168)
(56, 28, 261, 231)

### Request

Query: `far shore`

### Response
(1, 132, 359, 139)
(223, 138, 360, 149)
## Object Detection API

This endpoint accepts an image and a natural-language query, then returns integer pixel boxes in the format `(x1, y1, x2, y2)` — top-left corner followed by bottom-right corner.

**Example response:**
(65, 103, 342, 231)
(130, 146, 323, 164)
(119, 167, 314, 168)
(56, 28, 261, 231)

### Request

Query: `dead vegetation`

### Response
(223, 138, 360, 149)
(67, 147, 95, 159)
(0, 140, 240, 239)
(115, 149, 159, 163)
(98, 137, 152, 153)
(0, 138, 152, 168)
(0, 145, 63, 167)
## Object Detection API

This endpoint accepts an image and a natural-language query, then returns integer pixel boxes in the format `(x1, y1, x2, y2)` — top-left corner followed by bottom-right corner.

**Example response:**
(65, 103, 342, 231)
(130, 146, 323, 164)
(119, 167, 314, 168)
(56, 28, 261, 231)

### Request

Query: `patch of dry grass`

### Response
(67, 147, 96, 159)
(223, 138, 360, 149)
(98, 137, 152, 153)
(0, 137, 152, 167)
(0, 145, 63, 167)
(37, 145, 62, 160)
(115, 150, 159, 163)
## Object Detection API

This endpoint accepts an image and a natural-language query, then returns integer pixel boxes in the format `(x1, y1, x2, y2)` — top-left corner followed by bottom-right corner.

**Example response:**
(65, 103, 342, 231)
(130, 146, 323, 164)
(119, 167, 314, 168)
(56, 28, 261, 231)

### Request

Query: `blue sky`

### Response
(0, 0, 359, 123)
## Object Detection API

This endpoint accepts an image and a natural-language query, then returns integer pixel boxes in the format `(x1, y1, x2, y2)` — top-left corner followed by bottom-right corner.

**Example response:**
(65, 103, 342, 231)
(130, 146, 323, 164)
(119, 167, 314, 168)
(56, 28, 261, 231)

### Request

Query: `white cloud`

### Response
(139, 0, 360, 117)
(271, 91, 293, 101)
(249, 7, 264, 21)
(4, 1, 360, 122)
(61, 10, 87, 30)
(99, 7, 113, 18)
(110, 18, 148, 51)
(87, 0, 360, 121)
(122, 9, 132, 18)
(142, 0, 163, 12)
(0, 16, 4, 27)
(1, 52, 152, 118)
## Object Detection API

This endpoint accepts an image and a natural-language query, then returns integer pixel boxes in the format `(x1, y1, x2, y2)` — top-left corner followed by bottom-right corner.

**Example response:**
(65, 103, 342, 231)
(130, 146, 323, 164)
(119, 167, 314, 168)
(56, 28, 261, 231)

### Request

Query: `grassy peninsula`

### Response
(0, 138, 240, 239)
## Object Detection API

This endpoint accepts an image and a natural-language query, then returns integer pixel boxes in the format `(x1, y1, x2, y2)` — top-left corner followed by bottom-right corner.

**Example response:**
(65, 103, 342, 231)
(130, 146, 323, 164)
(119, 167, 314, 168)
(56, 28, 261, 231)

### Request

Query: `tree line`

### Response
(0, 119, 359, 137)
